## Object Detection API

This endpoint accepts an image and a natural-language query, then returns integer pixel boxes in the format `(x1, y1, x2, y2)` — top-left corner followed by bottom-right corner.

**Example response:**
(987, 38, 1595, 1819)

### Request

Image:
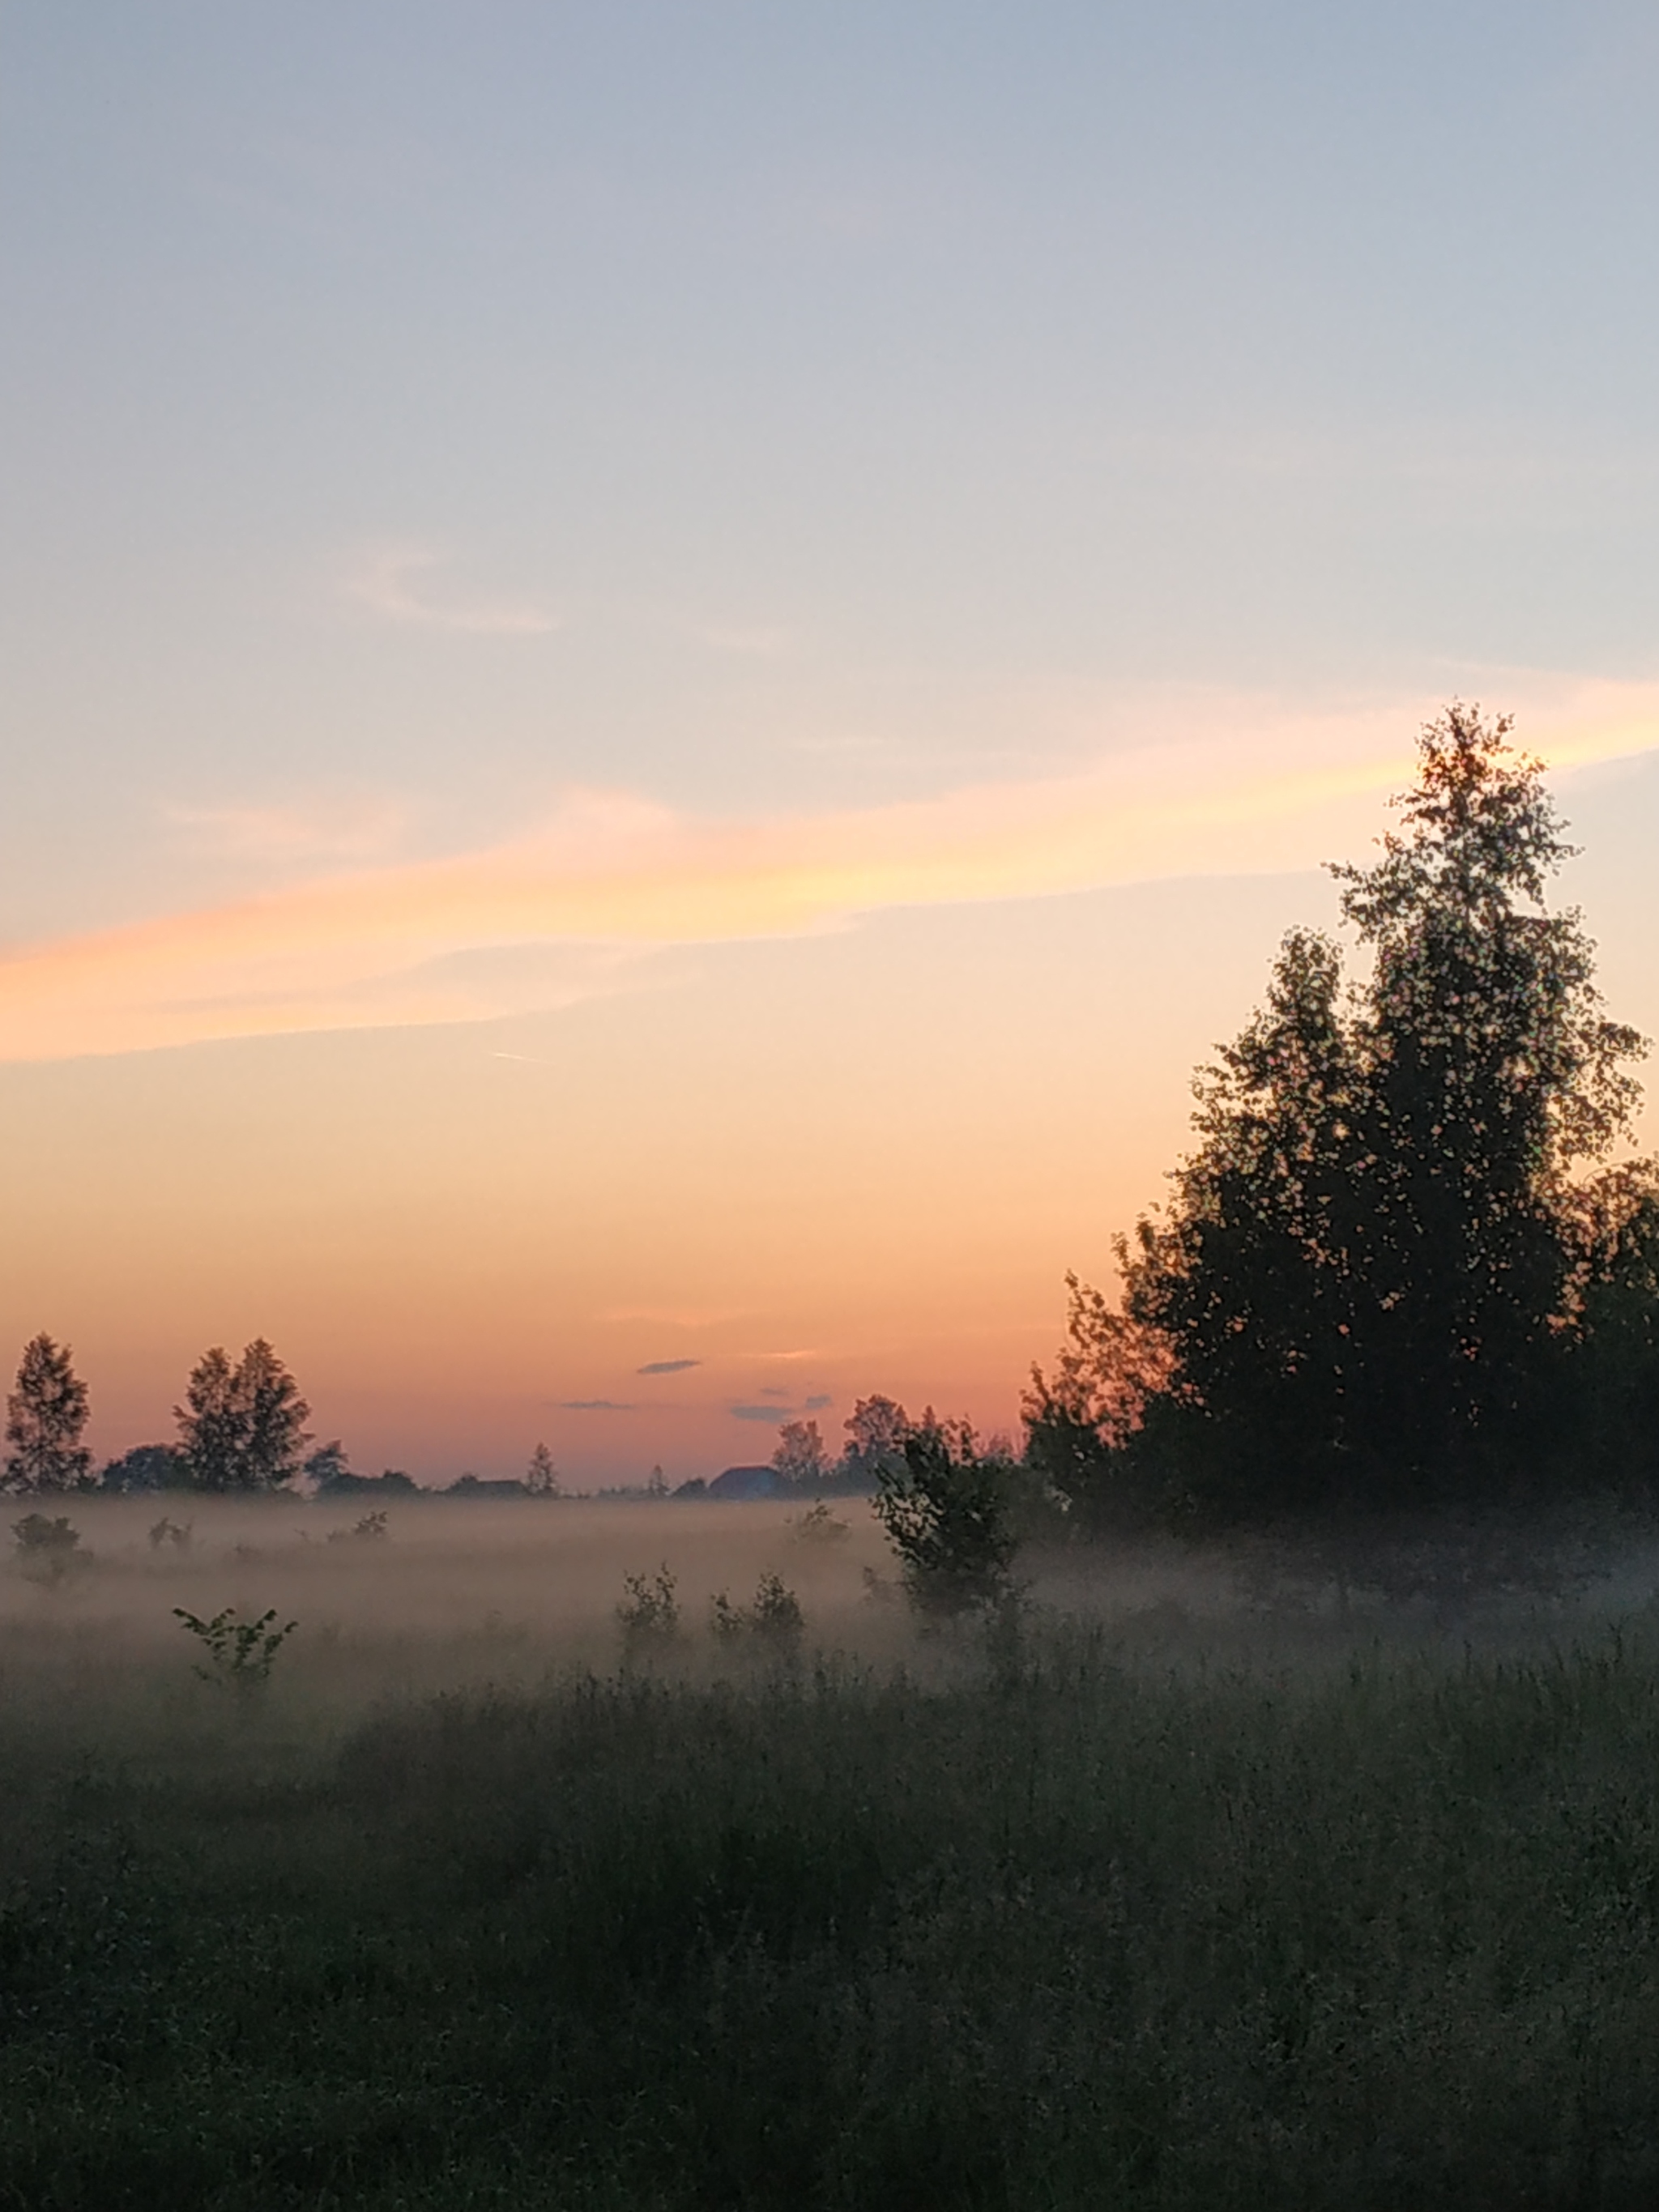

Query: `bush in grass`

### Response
(11, 1512, 92, 1589)
(787, 1499, 851, 1545)
(710, 1571, 804, 1659)
(616, 1566, 680, 1656)
(326, 1510, 389, 1544)
(173, 1605, 298, 1690)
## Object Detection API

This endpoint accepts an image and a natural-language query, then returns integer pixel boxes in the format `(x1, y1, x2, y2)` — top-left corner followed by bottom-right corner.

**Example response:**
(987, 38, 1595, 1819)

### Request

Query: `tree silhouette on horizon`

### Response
(1029, 705, 1656, 1522)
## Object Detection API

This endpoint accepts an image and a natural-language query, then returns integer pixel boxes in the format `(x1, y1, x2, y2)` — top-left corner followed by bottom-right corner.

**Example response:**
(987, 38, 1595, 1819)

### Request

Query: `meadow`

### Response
(5, 1496, 1659, 2210)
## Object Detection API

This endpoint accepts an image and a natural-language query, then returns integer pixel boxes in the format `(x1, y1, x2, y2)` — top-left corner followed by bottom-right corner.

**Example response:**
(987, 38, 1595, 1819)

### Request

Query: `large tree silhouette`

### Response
(3, 1335, 94, 1494)
(1033, 707, 1652, 1519)
(176, 1340, 311, 1491)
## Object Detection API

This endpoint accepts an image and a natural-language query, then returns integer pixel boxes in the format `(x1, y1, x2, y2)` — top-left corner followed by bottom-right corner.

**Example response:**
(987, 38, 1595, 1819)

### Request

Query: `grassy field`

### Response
(5, 1498, 1659, 2209)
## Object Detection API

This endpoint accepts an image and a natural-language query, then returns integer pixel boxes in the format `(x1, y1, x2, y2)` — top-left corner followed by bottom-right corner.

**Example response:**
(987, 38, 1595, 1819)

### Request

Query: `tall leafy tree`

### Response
(525, 1442, 561, 1496)
(1118, 927, 1380, 1508)
(840, 1395, 911, 1485)
(237, 1339, 312, 1489)
(3, 1335, 94, 1494)
(872, 1412, 1017, 1615)
(1021, 1272, 1176, 1525)
(1560, 1163, 1659, 1491)
(1326, 706, 1644, 1486)
(1040, 708, 1650, 1519)
(771, 1418, 830, 1491)
(176, 1340, 311, 1491)
(177, 1347, 245, 1491)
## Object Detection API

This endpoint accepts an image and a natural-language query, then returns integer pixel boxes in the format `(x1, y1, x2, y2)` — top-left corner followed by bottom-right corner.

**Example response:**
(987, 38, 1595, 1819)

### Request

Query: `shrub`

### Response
(787, 1500, 851, 1545)
(872, 1414, 1017, 1617)
(326, 1510, 390, 1544)
(616, 1566, 680, 1656)
(173, 1605, 298, 1690)
(710, 1571, 804, 1659)
(11, 1512, 92, 1589)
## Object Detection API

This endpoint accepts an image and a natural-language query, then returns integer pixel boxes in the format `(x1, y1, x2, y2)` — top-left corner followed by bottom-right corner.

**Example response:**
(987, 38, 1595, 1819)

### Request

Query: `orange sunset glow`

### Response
(5, 10, 1659, 1491)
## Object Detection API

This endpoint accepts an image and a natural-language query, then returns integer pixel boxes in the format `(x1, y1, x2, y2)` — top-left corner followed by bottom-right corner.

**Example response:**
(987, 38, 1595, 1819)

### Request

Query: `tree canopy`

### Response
(3, 1335, 94, 1494)
(175, 1340, 312, 1492)
(1028, 706, 1656, 1523)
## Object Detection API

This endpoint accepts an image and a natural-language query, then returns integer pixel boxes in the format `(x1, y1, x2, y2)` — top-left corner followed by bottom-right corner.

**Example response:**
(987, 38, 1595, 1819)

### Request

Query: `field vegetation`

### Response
(6, 1499, 1659, 2210)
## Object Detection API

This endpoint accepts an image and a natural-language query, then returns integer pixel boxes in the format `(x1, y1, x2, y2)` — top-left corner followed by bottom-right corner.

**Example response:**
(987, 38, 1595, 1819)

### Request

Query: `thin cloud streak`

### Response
(3, 681, 1656, 1063)
(343, 543, 559, 637)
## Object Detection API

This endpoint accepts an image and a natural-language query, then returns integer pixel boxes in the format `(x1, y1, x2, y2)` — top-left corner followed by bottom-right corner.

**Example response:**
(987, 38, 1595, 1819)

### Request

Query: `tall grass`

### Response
(6, 1592, 1659, 2208)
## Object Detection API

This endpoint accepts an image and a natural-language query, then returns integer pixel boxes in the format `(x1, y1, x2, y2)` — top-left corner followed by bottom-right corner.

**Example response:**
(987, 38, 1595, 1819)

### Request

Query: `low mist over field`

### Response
(3, 1496, 898, 1700)
(12, 1490, 1659, 1708)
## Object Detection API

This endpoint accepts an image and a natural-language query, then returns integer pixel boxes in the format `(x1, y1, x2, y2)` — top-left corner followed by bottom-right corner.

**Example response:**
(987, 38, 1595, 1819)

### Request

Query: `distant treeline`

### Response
(0, 1332, 917, 1504)
(7, 710, 1659, 1547)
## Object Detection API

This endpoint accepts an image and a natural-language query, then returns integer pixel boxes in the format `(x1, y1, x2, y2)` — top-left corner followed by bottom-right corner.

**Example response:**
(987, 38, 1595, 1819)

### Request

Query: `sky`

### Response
(4, 2, 1659, 1482)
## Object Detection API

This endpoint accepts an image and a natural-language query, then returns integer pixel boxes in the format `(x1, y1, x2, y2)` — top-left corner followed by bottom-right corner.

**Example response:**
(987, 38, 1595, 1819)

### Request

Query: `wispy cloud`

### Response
(638, 1358, 702, 1375)
(730, 1404, 791, 1423)
(343, 542, 558, 637)
(164, 795, 411, 866)
(5, 677, 1656, 1062)
(559, 1399, 638, 1413)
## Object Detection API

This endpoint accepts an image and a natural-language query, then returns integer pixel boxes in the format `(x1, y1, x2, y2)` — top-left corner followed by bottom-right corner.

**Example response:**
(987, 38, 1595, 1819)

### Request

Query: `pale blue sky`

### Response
(6, 2, 1659, 936)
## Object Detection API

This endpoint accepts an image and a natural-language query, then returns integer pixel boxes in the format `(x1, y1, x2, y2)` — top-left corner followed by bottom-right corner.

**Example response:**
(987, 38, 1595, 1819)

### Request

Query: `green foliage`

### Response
(173, 1605, 298, 1690)
(1024, 1272, 1176, 1530)
(710, 1570, 805, 1657)
(10, 1511, 92, 1588)
(616, 1565, 680, 1654)
(872, 1413, 1018, 1615)
(12, 1624, 1659, 2206)
(1037, 708, 1657, 1522)
(175, 1339, 311, 1492)
(1563, 1165, 1659, 1492)
(3, 1333, 94, 1493)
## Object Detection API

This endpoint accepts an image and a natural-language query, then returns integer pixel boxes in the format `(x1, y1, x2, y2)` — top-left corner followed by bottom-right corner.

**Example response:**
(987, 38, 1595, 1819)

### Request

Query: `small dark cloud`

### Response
(758, 1385, 791, 1400)
(729, 1404, 790, 1423)
(560, 1399, 637, 1413)
(638, 1358, 702, 1375)
(804, 1393, 833, 1411)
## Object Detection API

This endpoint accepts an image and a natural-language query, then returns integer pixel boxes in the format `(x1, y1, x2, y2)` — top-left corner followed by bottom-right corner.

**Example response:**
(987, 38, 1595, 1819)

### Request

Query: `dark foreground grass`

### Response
(5, 1622, 1659, 2210)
